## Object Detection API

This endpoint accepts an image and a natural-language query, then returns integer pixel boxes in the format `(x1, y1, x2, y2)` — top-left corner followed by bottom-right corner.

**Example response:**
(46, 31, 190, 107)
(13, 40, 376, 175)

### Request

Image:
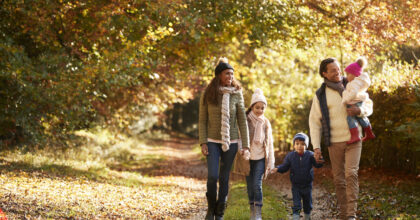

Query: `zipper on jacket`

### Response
(299, 155, 302, 167)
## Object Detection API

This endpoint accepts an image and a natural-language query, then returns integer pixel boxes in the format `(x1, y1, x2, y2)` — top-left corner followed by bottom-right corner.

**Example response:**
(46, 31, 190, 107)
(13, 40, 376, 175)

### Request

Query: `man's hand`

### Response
(347, 105, 361, 116)
(316, 156, 325, 164)
(314, 148, 322, 160)
(201, 144, 208, 156)
(314, 148, 324, 163)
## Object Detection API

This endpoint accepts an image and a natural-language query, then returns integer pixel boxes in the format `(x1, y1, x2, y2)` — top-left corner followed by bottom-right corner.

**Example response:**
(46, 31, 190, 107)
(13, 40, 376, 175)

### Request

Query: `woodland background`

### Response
(1, 1, 419, 219)
(1, 0, 419, 173)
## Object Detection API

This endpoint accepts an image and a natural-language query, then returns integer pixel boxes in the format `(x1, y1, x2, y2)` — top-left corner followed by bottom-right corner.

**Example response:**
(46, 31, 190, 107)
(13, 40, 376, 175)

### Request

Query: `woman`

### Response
(199, 57, 249, 220)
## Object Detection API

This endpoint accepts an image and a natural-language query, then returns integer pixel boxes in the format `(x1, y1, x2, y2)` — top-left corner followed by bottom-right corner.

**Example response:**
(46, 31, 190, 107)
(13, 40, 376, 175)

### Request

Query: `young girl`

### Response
(240, 88, 275, 220)
(342, 57, 376, 144)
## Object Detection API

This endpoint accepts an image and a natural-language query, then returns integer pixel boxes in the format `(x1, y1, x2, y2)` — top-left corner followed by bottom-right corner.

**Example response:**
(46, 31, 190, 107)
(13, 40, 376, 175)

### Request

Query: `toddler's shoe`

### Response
(362, 125, 376, 141)
(347, 127, 361, 145)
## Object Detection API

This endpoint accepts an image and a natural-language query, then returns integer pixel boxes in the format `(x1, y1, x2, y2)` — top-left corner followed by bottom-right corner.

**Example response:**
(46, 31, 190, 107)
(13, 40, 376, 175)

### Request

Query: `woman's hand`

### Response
(242, 148, 250, 160)
(201, 144, 209, 156)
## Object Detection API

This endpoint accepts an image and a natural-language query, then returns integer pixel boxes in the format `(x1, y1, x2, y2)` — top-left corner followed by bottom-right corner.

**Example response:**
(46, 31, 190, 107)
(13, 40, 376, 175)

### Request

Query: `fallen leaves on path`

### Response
(1, 171, 204, 219)
(0, 134, 207, 219)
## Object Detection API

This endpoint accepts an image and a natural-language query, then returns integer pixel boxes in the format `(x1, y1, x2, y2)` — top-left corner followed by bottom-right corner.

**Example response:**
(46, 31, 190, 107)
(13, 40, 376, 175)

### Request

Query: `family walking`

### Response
(198, 57, 374, 220)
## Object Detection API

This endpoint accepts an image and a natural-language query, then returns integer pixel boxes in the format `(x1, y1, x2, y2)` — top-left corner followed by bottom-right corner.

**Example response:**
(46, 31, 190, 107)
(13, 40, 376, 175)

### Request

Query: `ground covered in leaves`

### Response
(1, 131, 418, 219)
(0, 131, 207, 219)
(318, 167, 420, 219)
(266, 151, 419, 220)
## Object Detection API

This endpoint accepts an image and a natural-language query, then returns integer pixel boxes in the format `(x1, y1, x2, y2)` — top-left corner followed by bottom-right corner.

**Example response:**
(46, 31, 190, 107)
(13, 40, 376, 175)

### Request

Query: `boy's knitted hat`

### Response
(250, 88, 267, 107)
(293, 132, 309, 149)
(344, 57, 367, 77)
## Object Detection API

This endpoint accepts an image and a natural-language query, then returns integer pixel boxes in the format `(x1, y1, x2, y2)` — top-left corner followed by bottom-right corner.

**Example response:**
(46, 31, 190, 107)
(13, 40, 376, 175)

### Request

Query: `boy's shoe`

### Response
(347, 127, 361, 145)
(304, 213, 311, 220)
(362, 125, 375, 141)
(292, 213, 300, 220)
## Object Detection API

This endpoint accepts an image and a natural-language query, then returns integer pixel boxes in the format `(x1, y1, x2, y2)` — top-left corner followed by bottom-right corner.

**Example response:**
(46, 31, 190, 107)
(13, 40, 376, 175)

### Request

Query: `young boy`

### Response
(271, 133, 323, 220)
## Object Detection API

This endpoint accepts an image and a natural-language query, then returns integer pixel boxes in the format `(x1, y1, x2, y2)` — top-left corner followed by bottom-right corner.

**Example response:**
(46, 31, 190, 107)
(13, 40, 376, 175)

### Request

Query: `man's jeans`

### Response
(328, 141, 362, 219)
(246, 158, 265, 206)
(207, 142, 238, 203)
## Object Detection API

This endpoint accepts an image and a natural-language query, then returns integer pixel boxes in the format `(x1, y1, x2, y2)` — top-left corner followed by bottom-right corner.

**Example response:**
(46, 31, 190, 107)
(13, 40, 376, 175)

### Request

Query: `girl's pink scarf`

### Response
(248, 111, 265, 145)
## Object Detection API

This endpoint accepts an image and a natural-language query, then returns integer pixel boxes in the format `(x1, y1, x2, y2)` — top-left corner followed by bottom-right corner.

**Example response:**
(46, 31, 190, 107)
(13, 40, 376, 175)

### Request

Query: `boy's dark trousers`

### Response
(291, 185, 312, 215)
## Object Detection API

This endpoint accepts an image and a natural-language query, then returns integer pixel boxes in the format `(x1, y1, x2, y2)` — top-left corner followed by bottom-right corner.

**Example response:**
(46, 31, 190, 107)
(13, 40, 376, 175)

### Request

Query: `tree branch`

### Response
(304, 0, 375, 25)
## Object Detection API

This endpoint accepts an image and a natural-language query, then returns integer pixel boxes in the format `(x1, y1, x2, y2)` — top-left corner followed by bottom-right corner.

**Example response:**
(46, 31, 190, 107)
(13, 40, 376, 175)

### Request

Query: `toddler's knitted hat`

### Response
(344, 57, 367, 77)
(293, 132, 309, 149)
(250, 88, 267, 107)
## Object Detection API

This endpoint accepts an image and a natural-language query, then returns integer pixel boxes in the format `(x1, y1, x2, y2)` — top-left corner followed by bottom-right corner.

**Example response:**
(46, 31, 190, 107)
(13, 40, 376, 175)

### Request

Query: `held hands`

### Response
(270, 168, 278, 174)
(314, 148, 324, 163)
(316, 156, 325, 164)
(241, 148, 250, 160)
(201, 144, 208, 156)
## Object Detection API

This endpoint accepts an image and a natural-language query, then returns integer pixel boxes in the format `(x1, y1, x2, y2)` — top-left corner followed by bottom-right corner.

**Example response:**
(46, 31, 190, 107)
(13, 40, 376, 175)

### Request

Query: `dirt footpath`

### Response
(265, 168, 337, 219)
(182, 142, 336, 219)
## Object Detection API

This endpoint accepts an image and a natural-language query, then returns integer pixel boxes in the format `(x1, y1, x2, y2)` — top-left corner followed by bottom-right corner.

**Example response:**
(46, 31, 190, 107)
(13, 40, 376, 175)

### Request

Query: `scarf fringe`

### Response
(220, 87, 241, 152)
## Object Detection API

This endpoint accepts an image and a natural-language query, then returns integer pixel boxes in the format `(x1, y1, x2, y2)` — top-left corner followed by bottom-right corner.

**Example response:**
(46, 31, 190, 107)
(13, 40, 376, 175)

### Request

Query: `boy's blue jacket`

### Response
(276, 151, 323, 187)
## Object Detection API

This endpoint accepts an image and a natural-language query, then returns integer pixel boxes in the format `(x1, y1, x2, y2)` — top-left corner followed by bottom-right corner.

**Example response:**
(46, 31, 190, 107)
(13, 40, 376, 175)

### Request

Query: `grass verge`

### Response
(224, 181, 289, 219)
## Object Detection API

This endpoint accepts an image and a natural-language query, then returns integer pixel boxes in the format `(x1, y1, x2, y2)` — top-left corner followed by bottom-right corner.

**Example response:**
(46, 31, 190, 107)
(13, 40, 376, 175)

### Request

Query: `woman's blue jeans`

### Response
(246, 158, 265, 206)
(206, 142, 238, 203)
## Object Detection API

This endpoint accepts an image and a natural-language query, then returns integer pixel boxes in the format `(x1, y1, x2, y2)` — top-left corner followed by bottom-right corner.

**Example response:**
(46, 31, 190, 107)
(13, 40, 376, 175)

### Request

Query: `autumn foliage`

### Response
(1, 1, 419, 172)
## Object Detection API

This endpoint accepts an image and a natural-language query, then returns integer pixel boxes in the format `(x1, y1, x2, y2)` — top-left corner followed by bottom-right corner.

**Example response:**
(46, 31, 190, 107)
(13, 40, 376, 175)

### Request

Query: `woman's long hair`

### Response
(203, 58, 241, 106)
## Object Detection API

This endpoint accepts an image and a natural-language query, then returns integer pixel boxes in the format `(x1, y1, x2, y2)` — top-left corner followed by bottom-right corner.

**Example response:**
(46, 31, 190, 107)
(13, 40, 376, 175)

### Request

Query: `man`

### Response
(309, 58, 373, 220)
